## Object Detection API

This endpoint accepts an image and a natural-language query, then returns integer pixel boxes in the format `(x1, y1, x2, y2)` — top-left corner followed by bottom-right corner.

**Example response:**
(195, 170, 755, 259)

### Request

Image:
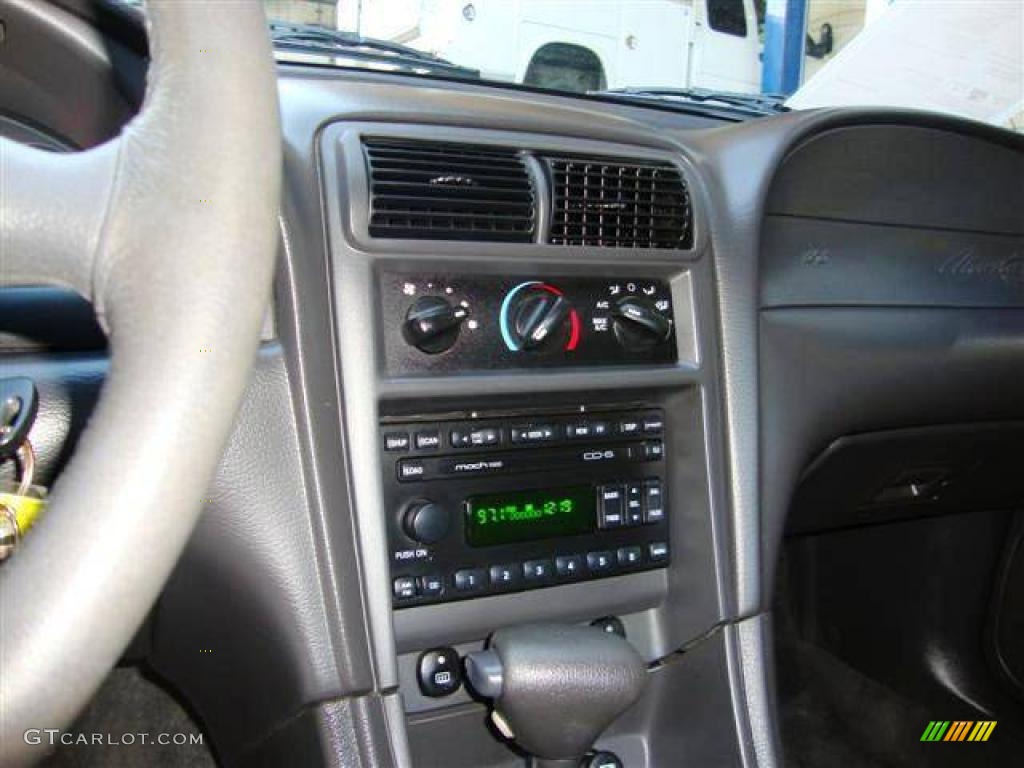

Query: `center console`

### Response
(318, 121, 729, 764)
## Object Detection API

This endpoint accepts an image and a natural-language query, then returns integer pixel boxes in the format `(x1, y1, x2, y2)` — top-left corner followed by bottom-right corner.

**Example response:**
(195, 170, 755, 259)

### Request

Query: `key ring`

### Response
(15, 439, 36, 497)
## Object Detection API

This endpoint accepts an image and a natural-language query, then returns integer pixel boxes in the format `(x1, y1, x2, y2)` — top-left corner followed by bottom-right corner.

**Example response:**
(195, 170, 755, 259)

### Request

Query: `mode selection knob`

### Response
(500, 281, 580, 352)
(402, 500, 451, 545)
(403, 296, 469, 354)
(611, 296, 673, 351)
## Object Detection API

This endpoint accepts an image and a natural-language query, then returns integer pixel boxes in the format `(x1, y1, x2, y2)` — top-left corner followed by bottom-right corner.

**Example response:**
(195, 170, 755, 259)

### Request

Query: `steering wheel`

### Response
(0, 3, 281, 764)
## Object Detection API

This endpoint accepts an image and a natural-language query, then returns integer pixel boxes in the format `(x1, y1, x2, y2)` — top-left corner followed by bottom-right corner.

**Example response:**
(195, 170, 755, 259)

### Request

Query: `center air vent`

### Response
(544, 157, 692, 249)
(363, 138, 535, 242)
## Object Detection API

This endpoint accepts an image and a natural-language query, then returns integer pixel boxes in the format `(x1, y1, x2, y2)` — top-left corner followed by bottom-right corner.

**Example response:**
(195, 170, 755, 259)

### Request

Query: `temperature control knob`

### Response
(500, 282, 581, 352)
(611, 296, 673, 351)
(403, 500, 450, 544)
(403, 296, 469, 354)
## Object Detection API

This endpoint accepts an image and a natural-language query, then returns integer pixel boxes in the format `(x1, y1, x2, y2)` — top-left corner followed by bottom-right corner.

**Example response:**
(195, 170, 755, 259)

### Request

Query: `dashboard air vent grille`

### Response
(545, 157, 692, 249)
(363, 138, 535, 242)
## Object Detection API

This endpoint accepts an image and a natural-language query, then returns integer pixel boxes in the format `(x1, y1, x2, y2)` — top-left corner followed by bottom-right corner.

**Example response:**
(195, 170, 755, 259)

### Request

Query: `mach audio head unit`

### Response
(380, 407, 669, 608)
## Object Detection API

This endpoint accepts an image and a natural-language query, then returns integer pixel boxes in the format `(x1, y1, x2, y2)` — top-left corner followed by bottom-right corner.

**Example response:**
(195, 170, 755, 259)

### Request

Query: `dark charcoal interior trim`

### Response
(7, 23, 1024, 760)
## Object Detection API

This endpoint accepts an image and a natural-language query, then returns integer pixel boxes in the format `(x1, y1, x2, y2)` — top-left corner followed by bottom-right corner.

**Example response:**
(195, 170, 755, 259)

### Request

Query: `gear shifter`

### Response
(464, 624, 647, 767)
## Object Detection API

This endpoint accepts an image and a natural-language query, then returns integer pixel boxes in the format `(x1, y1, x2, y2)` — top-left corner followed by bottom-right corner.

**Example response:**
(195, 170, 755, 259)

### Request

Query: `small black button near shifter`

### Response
(583, 751, 624, 768)
(417, 647, 462, 697)
(590, 616, 626, 639)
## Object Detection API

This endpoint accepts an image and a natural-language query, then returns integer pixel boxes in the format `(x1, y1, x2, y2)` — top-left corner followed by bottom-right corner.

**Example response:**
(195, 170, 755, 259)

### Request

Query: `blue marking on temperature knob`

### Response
(499, 281, 541, 351)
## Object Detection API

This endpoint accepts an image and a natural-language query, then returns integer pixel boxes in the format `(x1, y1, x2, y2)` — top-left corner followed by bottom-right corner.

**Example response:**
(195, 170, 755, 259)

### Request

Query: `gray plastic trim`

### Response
(521, 152, 550, 244)
(394, 571, 667, 655)
(732, 615, 780, 768)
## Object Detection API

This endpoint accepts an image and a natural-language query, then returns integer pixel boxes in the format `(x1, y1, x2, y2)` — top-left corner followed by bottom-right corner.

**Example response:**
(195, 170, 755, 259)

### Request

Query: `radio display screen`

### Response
(465, 485, 595, 547)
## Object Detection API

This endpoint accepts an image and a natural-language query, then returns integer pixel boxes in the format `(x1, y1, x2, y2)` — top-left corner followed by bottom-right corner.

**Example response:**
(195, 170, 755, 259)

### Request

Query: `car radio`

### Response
(381, 406, 670, 608)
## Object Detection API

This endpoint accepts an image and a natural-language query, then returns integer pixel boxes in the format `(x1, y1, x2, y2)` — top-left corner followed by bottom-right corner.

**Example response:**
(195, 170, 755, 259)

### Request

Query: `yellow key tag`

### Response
(0, 484, 47, 535)
(1, 398, 44, 559)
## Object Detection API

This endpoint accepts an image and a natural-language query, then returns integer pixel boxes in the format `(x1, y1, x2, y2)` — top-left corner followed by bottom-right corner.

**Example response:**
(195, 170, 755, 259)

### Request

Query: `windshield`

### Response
(140, 1, 1024, 130)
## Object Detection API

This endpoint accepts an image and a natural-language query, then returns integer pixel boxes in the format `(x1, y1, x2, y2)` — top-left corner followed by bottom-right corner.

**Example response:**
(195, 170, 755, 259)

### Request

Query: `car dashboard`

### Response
(3, 7, 1024, 765)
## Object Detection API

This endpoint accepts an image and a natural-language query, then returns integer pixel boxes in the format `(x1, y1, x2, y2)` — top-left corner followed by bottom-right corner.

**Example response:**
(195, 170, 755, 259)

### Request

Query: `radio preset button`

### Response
(644, 479, 665, 523)
(489, 564, 521, 587)
(598, 485, 625, 528)
(555, 554, 584, 577)
(617, 546, 643, 567)
(384, 432, 411, 451)
(454, 568, 488, 592)
(393, 576, 418, 600)
(523, 559, 554, 582)
(648, 542, 669, 562)
(415, 430, 441, 451)
(625, 482, 644, 526)
(587, 551, 614, 572)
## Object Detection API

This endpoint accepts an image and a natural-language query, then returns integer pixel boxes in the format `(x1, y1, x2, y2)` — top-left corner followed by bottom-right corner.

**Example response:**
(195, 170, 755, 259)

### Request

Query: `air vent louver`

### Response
(364, 138, 535, 242)
(545, 157, 692, 249)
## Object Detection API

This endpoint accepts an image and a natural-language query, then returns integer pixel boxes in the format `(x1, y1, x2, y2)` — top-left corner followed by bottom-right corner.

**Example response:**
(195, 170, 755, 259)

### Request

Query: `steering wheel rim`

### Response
(0, 3, 281, 763)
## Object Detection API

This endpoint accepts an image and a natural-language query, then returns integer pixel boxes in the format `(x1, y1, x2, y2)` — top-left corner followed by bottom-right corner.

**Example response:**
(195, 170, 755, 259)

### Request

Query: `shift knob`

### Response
(464, 624, 647, 763)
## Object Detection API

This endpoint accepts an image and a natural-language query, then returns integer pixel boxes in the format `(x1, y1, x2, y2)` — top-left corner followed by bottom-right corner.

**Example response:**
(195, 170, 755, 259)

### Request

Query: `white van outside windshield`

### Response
(121, 1, 1024, 131)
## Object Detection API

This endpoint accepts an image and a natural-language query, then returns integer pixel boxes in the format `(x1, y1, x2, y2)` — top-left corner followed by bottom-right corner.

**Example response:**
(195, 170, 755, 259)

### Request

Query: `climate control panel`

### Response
(380, 273, 677, 373)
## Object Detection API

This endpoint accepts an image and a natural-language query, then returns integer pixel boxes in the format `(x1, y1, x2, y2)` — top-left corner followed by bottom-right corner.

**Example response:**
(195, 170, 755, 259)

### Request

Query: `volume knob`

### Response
(402, 500, 451, 544)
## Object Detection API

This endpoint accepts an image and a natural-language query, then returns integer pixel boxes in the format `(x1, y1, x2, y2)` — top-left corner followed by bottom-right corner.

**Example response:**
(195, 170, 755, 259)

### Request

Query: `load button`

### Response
(398, 460, 425, 481)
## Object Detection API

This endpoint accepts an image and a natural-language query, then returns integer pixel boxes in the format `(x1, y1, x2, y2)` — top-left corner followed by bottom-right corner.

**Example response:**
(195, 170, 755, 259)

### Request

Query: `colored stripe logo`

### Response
(921, 721, 997, 742)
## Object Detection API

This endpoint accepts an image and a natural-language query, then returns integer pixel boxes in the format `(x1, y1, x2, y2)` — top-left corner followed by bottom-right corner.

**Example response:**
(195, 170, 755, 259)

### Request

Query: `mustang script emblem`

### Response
(938, 251, 1024, 287)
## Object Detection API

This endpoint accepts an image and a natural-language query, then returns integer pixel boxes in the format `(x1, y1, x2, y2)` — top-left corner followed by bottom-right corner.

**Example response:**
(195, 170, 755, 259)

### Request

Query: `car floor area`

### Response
(777, 624, 988, 768)
(43, 667, 215, 768)
(774, 508, 1024, 768)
